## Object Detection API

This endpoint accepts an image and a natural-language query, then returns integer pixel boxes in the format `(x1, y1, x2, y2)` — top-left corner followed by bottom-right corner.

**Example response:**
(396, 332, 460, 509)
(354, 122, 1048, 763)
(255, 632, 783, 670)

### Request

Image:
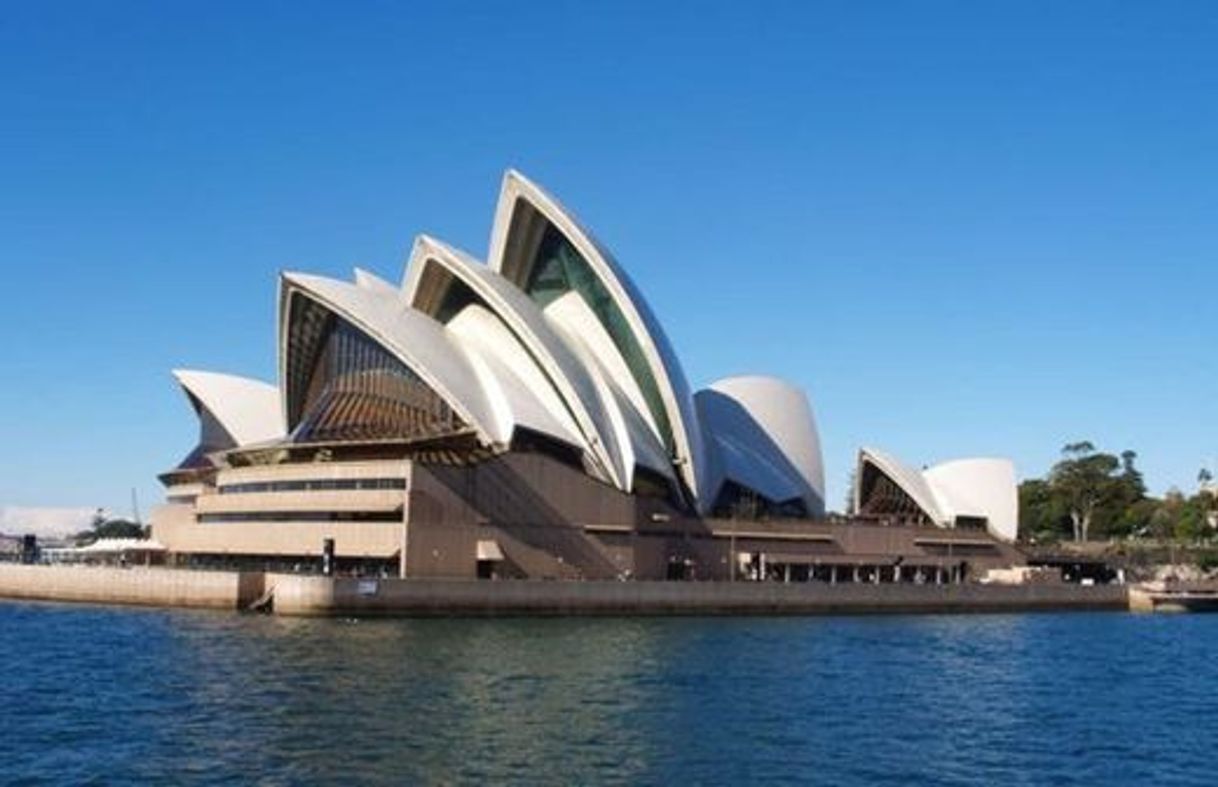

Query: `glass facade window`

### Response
(857, 465, 933, 526)
(218, 478, 407, 494)
(286, 293, 466, 443)
(199, 508, 404, 524)
(524, 223, 674, 455)
(711, 480, 808, 520)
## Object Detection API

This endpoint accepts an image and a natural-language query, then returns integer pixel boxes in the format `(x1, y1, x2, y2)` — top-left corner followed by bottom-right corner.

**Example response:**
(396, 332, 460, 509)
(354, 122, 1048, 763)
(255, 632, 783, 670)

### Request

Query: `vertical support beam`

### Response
(399, 461, 412, 579)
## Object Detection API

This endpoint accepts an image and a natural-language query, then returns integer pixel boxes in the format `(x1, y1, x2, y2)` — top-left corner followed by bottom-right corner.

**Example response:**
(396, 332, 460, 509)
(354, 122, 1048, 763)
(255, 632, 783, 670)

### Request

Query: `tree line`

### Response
(74, 509, 148, 546)
(1020, 442, 1216, 543)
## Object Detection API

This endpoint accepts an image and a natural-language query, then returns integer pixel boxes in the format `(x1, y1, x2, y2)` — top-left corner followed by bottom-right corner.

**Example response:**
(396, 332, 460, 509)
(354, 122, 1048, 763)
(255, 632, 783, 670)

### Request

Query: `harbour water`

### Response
(2, 603, 1216, 785)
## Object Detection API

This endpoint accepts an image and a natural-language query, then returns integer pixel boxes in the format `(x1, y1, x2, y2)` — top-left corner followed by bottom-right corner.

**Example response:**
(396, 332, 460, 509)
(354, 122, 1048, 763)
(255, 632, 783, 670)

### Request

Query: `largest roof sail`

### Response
(487, 170, 711, 509)
(402, 235, 621, 486)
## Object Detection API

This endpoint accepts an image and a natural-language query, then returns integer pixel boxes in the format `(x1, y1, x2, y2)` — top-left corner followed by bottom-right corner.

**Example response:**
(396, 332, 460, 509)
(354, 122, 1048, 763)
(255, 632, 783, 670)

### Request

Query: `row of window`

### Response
(199, 509, 404, 523)
(218, 478, 407, 494)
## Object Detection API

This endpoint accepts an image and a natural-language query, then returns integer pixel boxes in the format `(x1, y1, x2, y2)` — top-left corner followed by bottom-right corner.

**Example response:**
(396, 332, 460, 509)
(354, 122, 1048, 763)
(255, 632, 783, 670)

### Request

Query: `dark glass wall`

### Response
(286, 293, 466, 443)
(525, 223, 675, 456)
(856, 463, 933, 525)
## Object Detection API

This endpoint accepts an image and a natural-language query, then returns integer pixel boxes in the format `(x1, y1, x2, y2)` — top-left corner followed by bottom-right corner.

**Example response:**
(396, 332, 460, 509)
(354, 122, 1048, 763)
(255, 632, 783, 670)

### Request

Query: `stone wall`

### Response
(269, 575, 1128, 617)
(0, 565, 263, 610)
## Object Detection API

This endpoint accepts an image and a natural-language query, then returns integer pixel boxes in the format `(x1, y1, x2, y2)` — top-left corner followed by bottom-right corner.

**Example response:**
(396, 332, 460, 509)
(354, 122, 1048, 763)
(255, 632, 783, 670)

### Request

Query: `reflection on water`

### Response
(3, 604, 1217, 785)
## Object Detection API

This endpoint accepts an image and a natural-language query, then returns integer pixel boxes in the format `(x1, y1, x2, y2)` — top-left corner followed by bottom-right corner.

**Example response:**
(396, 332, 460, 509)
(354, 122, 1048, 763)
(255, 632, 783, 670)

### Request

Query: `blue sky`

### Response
(1, 1, 1214, 520)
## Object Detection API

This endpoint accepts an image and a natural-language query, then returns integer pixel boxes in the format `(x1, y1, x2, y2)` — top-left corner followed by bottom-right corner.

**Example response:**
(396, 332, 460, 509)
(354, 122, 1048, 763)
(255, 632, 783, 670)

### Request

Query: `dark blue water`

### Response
(2, 604, 1215, 785)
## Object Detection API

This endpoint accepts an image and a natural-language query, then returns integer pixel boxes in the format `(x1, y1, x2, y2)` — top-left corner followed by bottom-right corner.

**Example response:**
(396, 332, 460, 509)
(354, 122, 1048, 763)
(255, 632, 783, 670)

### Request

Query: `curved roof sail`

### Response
(402, 235, 622, 487)
(697, 376, 825, 516)
(168, 369, 284, 473)
(278, 271, 501, 447)
(924, 458, 1019, 542)
(487, 170, 710, 508)
(855, 447, 1018, 542)
(172, 369, 284, 450)
(543, 290, 676, 486)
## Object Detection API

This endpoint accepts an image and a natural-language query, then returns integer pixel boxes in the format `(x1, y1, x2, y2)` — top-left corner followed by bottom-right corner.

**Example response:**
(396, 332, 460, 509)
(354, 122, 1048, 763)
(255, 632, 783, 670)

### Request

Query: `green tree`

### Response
(1116, 498, 1161, 538)
(74, 514, 147, 546)
(1049, 441, 1120, 542)
(1018, 478, 1069, 542)
(1096, 450, 1148, 538)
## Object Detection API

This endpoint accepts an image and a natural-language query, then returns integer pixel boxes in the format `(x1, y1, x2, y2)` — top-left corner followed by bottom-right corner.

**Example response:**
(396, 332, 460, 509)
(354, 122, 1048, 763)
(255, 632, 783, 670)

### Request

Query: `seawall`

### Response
(0, 565, 1129, 616)
(268, 574, 1129, 617)
(0, 564, 264, 610)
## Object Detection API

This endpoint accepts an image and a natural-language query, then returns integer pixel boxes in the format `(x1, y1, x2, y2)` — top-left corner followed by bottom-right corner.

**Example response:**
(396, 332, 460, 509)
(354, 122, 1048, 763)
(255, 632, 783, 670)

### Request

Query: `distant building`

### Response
(151, 170, 1020, 581)
(0, 536, 20, 561)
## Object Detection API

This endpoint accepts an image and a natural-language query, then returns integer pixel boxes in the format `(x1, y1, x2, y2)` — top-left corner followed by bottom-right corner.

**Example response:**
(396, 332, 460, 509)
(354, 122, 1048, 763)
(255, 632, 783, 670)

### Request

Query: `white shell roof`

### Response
(172, 369, 284, 448)
(924, 458, 1019, 542)
(856, 447, 1018, 542)
(487, 170, 711, 508)
(279, 272, 501, 446)
(697, 376, 825, 515)
(170, 169, 831, 516)
(402, 235, 621, 486)
(857, 447, 943, 523)
(544, 291, 675, 484)
(444, 304, 583, 451)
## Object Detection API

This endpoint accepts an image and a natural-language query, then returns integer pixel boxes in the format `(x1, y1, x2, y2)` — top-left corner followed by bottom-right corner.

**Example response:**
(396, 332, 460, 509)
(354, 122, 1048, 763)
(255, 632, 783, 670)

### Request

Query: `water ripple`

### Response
(3, 605, 1217, 785)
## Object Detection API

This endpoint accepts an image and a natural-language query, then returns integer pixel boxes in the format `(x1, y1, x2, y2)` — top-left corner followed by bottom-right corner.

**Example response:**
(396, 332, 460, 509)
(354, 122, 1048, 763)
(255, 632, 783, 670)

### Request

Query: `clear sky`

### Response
(1, 1, 1214, 522)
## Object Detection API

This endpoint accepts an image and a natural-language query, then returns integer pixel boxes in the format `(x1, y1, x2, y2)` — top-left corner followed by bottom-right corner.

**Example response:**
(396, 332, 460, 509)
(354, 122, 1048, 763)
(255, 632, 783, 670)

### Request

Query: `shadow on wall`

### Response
(424, 458, 622, 580)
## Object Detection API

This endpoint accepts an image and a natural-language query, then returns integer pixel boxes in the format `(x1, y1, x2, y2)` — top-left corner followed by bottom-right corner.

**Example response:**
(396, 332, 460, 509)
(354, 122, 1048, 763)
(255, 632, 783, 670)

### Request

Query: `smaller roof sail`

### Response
(924, 458, 1019, 543)
(544, 291, 676, 486)
(444, 303, 585, 453)
(697, 376, 825, 517)
(855, 447, 1018, 542)
(172, 369, 284, 450)
(278, 271, 502, 447)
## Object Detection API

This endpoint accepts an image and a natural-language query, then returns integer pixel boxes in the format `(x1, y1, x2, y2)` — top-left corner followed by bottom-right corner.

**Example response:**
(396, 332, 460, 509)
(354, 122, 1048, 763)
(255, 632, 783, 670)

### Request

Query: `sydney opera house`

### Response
(151, 171, 1022, 582)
